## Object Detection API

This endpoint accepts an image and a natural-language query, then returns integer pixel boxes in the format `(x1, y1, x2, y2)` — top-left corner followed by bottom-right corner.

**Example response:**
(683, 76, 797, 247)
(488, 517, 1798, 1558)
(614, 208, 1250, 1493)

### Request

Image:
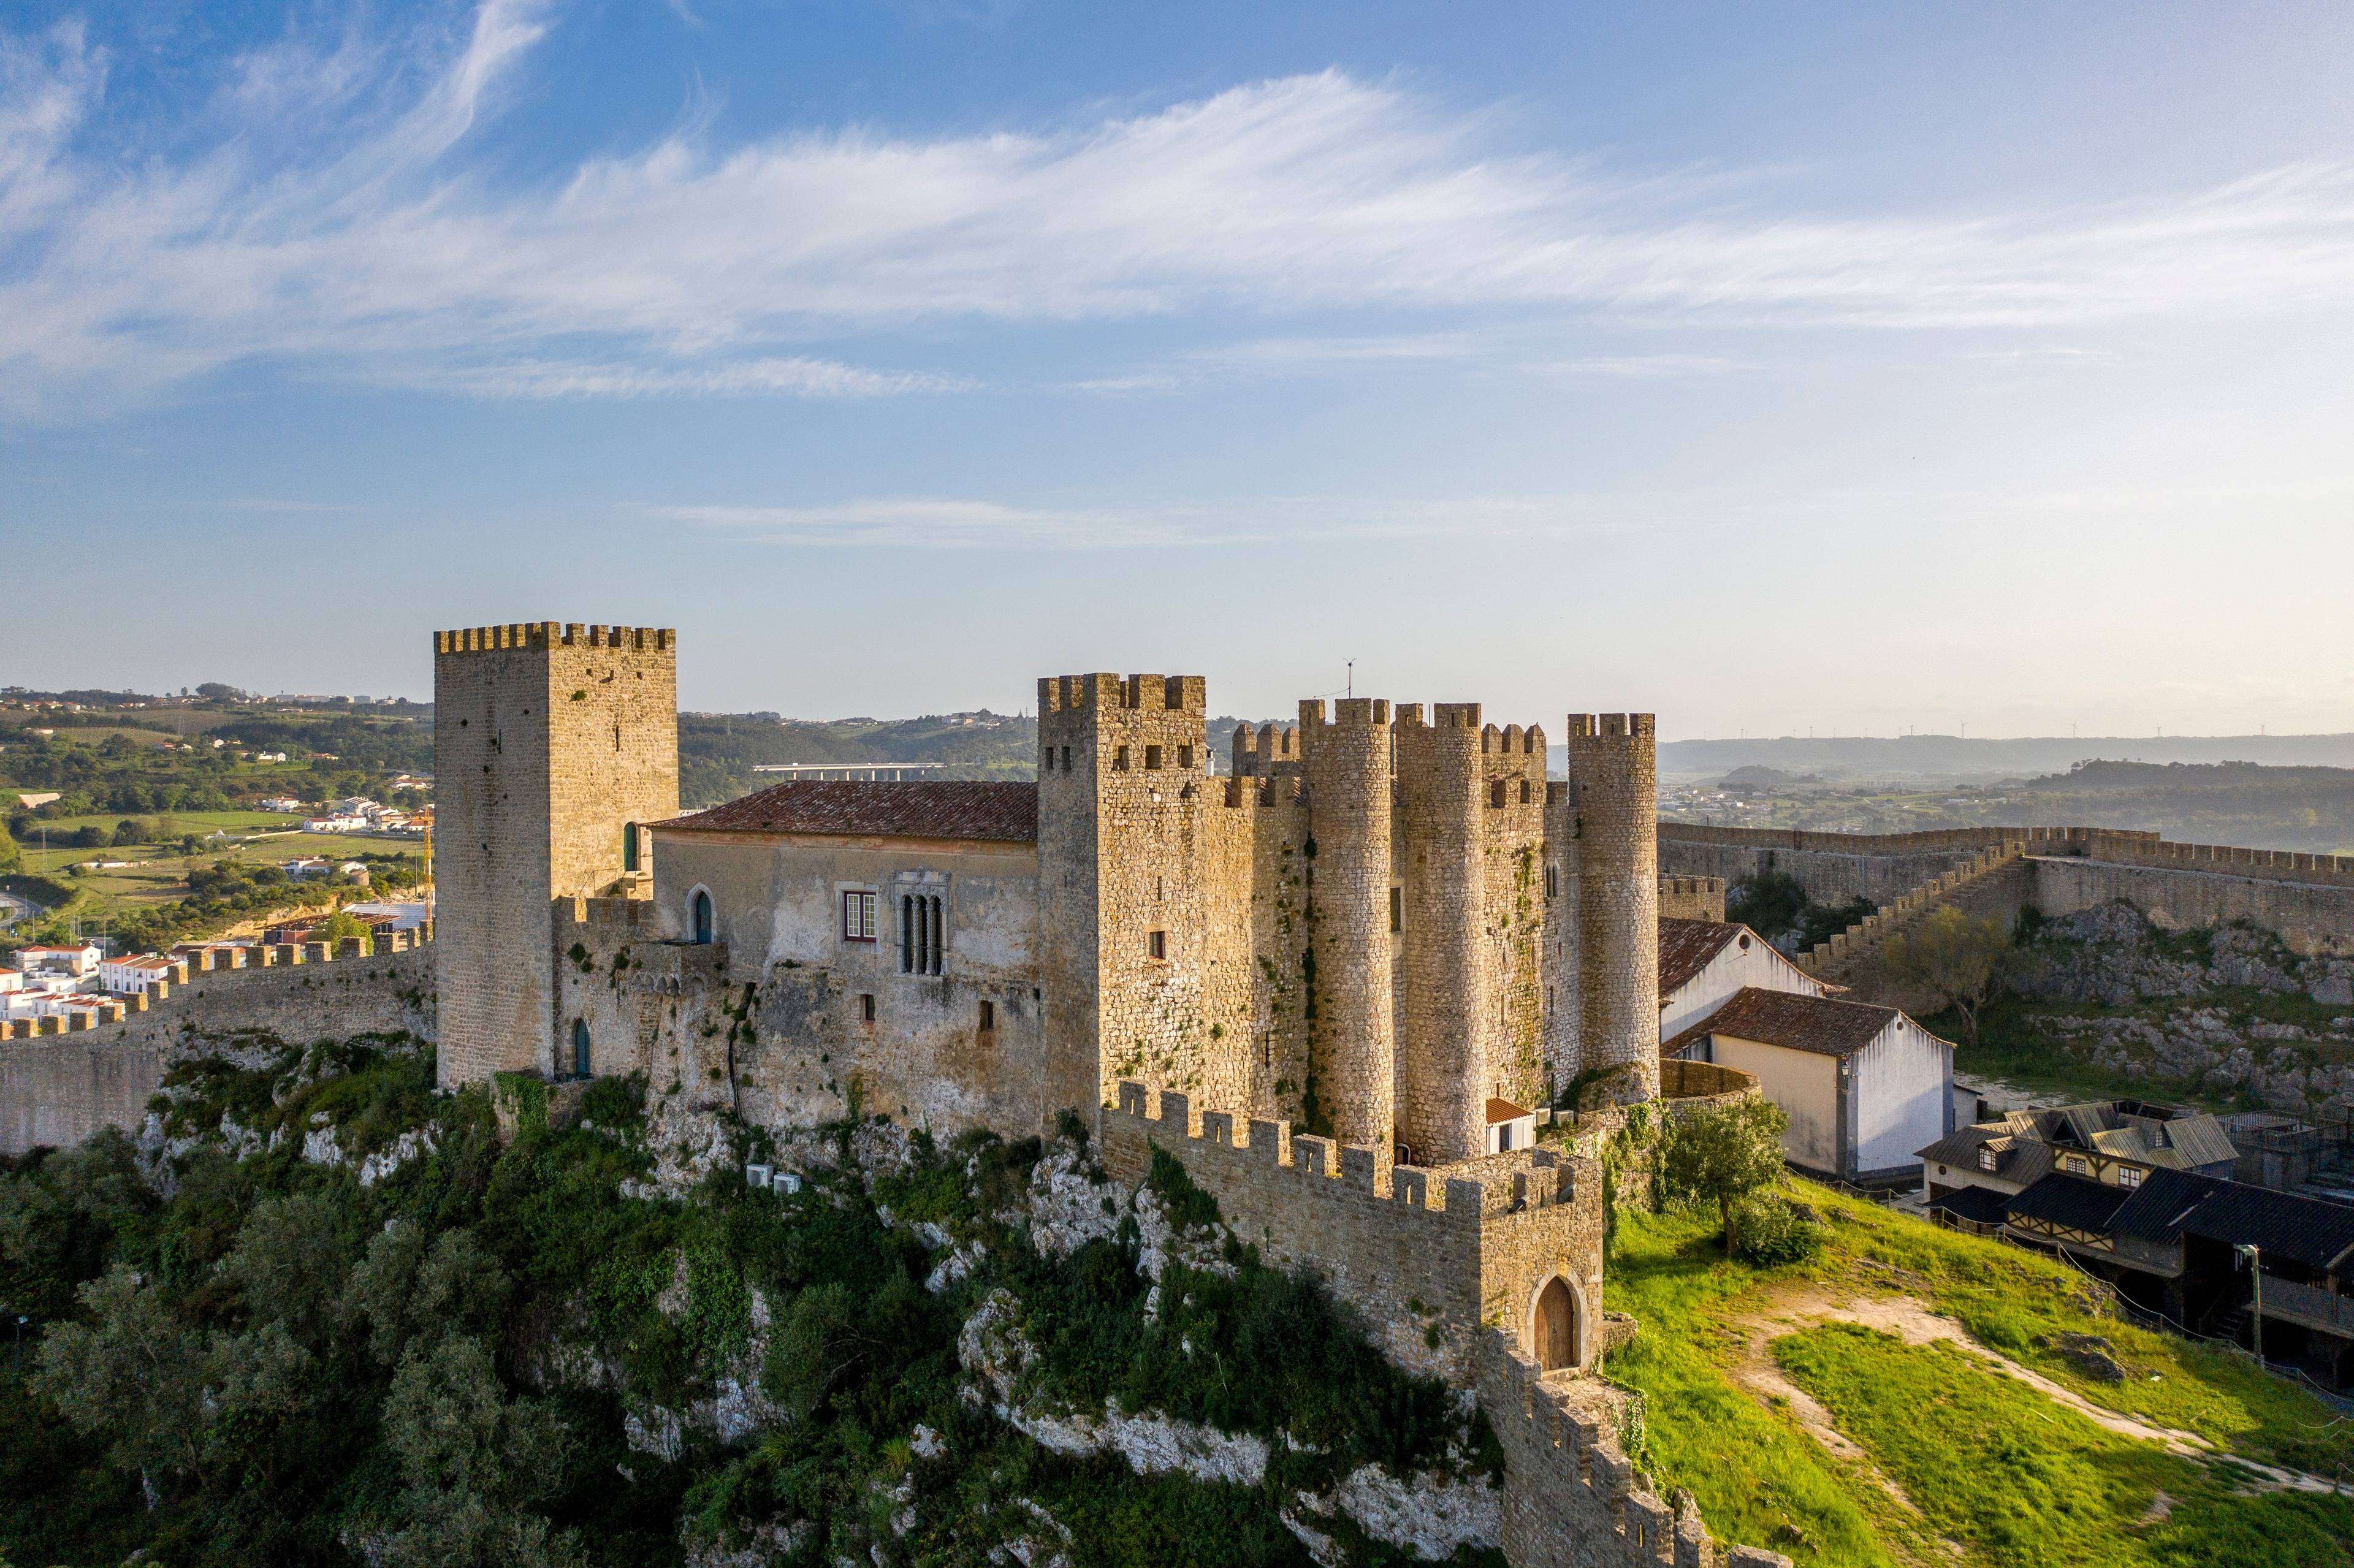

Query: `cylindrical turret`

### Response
(1392, 702, 1488, 1165)
(1566, 713, 1659, 1102)
(1301, 696, 1395, 1155)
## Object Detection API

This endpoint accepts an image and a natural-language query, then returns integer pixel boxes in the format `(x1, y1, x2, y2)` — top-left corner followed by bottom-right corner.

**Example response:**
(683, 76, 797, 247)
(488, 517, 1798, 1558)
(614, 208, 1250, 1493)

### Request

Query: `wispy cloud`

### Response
(652, 478, 2354, 550)
(6, 6, 2354, 419)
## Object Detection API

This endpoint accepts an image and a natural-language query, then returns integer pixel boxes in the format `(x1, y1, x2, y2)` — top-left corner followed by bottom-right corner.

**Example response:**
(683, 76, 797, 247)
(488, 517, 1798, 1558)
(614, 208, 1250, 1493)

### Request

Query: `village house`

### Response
(16, 943, 101, 978)
(100, 953, 177, 995)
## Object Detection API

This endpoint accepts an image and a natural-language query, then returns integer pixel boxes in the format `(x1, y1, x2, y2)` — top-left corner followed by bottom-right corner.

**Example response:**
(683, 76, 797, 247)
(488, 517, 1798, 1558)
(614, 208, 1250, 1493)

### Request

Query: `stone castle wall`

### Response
(0, 943, 435, 1154)
(1301, 698, 1398, 1155)
(1661, 822, 2354, 962)
(433, 622, 677, 1089)
(1656, 876, 1726, 923)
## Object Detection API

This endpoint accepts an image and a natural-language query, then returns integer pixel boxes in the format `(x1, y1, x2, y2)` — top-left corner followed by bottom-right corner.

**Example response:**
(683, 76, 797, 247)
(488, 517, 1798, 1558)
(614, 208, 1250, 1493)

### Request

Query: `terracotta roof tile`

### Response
(654, 780, 1038, 844)
(1658, 918, 1743, 995)
(1677, 985, 1908, 1059)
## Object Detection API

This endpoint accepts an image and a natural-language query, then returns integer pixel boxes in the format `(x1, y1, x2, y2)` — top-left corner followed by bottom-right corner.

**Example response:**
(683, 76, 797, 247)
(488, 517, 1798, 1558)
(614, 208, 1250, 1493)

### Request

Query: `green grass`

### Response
(1777, 1323, 2354, 1567)
(1604, 1188, 2354, 1568)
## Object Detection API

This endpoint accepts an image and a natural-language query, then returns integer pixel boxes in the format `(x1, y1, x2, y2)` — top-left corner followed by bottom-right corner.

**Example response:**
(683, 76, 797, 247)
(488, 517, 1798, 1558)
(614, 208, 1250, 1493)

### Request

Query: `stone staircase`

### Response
(1798, 842, 2025, 989)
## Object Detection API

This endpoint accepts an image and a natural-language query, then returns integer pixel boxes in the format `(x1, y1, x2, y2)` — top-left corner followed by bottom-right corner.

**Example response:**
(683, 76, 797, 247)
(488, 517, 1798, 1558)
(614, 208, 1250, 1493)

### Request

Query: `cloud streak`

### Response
(6, 7, 2354, 419)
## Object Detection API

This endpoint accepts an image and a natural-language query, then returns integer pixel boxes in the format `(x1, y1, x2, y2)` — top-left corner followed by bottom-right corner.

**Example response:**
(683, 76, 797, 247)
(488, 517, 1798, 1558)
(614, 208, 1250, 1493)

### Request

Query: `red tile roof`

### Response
(1657, 918, 1744, 995)
(1666, 985, 1906, 1059)
(655, 780, 1039, 844)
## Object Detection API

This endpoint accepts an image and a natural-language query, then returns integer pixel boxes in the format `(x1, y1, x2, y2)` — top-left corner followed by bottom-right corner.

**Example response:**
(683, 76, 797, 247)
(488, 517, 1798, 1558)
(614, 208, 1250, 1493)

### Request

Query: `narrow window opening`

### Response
(978, 999, 995, 1032)
(1145, 744, 1164, 770)
(622, 822, 640, 873)
(1388, 887, 1403, 932)
(928, 896, 944, 975)
(571, 1018, 592, 1079)
(1178, 744, 1194, 769)
(1114, 745, 1130, 771)
(1043, 745, 1054, 772)
(1520, 779, 1531, 804)
(860, 992, 876, 1022)
(1545, 864, 1558, 898)
(691, 890, 714, 945)
(1148, 930, 1167, 961)
(1060, 745, 1071, 771)
(1490, 780, 1507, 807)
(900, 896, 915, 973)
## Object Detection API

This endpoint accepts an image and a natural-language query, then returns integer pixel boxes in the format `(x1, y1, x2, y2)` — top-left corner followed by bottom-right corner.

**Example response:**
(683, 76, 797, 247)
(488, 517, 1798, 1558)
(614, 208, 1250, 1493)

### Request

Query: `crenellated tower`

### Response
(432, 622, 679, 1088)
(1564, 712, 1659, 1101)
(1037, 673, 1216, 1122)
(1391, 702, 1489, 1165)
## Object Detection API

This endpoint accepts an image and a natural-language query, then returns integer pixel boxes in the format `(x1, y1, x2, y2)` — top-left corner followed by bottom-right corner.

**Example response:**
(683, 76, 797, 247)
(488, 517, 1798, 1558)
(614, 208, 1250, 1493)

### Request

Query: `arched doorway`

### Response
(1534, 1276, 1580, 1372)
(571, 1018, 592, 1080)
(691, 889, 714, 945)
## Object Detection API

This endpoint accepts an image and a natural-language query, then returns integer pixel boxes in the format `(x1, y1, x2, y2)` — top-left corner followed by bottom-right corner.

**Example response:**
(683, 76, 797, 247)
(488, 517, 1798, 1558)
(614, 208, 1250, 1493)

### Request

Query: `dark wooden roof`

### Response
(1658, 918, 1745, 995)
(653, 780, 1039, 844)
(1928, 1184, 2010, 1225)
(2006, 1173, 2135, 1233)
(2175, 1180, 2354, 1270)
(1678, 986, 1905, 1059)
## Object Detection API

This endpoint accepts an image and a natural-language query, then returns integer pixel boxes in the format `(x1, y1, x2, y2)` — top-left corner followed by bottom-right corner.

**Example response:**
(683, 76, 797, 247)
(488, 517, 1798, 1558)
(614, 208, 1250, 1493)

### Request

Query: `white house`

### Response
(1657, 918, 1830, 1042)
(1663, 986, 1954, 1184)
(286, 856, 334, 880)
(17, 943, 101, 978)
(101, 954, 176, 995)
(303, 815, 368, 834)
(1485, 1097, 1539, 1154)
(257, 796, 305, 813)
(0, 969, 19, 994)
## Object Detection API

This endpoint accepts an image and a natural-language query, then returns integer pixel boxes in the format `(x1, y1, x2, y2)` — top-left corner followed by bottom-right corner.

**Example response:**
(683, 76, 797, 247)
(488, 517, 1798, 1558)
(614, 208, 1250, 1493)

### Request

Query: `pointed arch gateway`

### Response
(1533, 1275, 1580, 1372)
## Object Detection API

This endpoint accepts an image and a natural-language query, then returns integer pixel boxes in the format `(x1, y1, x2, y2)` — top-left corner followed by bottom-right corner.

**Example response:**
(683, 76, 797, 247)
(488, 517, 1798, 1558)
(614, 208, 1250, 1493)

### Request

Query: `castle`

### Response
(432, 620, 1794, 1568)
(432, 627, 1664, 1160)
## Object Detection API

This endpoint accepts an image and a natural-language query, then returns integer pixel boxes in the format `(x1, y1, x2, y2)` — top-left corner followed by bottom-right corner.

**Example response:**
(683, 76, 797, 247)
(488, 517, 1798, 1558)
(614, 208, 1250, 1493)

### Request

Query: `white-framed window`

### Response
(2061, 1153, 2090, 1175)
(842, 889, 878, 942)
(2117, 1165, 2144, 1188)
(1978, 1147, 1998, 1173)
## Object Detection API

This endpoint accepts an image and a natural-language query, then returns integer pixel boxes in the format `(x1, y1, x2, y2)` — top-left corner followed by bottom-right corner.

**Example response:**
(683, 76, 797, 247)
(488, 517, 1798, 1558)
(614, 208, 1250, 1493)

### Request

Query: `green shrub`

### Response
(1731, 1195, 1822, 1266)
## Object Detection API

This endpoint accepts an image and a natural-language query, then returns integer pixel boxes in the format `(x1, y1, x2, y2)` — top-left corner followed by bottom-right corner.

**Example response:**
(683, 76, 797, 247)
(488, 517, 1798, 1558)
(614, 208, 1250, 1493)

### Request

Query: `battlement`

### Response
(560, 895, 656, 929)
(1230, 721, 1300, 777)
(1103, 1079, 1587, 1226)
(1300, 696, 1393, 729)
(434, 623, 674, 655)
(1564, 713, 1656, 743)
(1656, 874, 1726, 922)
(1037, 672, 1206, 714)
(1221, 774, 1308, 809)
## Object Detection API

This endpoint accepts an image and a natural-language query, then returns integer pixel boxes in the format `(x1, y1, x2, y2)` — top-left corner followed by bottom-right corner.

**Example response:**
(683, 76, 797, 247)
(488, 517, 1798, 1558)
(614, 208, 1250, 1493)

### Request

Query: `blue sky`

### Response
(6, 1, 2354, 737)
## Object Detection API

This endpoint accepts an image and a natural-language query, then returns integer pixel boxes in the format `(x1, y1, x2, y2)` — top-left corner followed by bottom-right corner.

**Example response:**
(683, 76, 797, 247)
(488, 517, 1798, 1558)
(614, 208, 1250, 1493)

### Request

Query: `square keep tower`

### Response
(433, 622, 679, 1087)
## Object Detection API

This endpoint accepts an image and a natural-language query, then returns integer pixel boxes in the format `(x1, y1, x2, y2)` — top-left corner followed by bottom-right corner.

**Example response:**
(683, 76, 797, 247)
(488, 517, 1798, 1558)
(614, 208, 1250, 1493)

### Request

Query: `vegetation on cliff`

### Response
(0, 1038, 1498, 1568)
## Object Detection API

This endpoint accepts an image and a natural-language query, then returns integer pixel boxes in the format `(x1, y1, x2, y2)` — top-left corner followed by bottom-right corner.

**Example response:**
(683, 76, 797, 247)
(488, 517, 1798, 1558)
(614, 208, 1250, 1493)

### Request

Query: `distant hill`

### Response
(680, 710, 1038, 807)
(1656, 733, 2354, 782)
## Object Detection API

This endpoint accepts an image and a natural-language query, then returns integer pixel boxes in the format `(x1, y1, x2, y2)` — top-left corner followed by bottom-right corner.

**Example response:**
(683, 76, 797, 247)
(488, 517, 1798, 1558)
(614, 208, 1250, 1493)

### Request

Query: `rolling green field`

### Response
(1606, 1187, 2354, 1568)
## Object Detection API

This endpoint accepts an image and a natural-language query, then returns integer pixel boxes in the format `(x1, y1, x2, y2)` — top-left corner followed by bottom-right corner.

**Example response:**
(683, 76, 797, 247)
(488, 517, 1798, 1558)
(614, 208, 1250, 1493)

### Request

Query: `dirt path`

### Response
(1727, 1284, 2353, 1499)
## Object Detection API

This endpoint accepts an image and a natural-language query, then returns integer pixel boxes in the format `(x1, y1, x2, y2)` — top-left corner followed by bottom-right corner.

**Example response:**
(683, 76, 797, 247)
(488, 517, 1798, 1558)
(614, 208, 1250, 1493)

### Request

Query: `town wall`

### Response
(433, 622, 677, 1089)
(0, 942, 436, 1154)
(2028, 854, 2354, 957)
(1099, 1081, 1603, 1387)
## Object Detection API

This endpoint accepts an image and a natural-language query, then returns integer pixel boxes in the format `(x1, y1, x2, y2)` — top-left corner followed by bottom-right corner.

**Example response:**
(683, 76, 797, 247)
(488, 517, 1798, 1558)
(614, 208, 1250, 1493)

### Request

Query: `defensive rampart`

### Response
(1659, 822, 2354, 961)
(0, 942, 435, 1155)
(1100, 1081, 1605, 1387)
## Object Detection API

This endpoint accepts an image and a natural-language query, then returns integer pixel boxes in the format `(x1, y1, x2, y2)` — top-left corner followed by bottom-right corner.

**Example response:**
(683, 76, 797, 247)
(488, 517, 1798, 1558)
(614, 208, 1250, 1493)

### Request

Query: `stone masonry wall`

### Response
(1099, 1080, 1604, 1389)
(1301, 698, 1396, 1155)
(0, 943, 435, 1154)
(1567, 715, 1659, 1099)
(2028, 855, 2354, 957)
(1393, 703, 1494, 1165)
(433, 622, 677, 1089)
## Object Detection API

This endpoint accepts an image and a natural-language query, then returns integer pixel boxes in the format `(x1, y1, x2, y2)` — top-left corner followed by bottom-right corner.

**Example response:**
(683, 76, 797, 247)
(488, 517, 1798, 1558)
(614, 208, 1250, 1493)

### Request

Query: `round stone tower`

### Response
(1566, 712, 1659, 1102)
(1300, 696, 1395, 1156)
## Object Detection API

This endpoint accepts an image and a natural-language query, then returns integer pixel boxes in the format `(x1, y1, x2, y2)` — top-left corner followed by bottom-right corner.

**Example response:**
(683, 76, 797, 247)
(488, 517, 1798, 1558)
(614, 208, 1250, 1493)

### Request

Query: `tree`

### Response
(1657, 1095, 1790, 1257)
(0, 820, 18, 875)
(1884, 905, 2013, 1046)
(314, 909, 371, 945)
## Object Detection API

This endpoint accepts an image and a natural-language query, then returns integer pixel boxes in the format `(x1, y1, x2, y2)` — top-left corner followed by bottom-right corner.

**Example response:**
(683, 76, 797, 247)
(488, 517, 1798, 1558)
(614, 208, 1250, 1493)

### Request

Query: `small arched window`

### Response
(691, 890, 714, 945)
(622, 822, 639, 872)
(571, 1018, 592, 1079)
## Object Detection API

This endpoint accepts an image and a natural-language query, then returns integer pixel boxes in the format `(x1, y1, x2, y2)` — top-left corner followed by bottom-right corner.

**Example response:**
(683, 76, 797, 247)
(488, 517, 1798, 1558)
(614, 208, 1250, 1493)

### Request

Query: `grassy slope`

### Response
(1604, 1187, 2354, 1568)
